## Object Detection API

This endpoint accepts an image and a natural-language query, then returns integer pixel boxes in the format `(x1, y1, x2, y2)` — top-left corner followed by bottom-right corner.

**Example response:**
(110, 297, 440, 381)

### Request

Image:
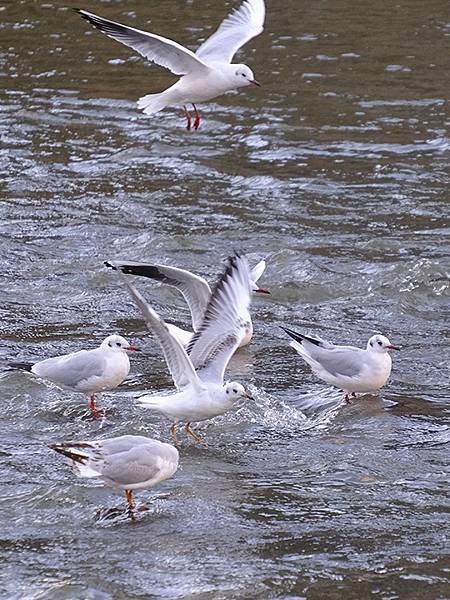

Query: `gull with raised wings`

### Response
(76, 0, 265, 130)
(282, 328, 400, 402)
(50, 435, 179, 520)
(118, 254, 254, 443)
(105, 258, 268, 348)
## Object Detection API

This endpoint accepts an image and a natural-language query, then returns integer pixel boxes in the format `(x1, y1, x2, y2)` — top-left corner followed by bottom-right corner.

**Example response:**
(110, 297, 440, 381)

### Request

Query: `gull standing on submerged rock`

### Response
(50, 435, 179, 521)
(105, 258, 269, 348)
(282, 328, 400, 403)
(76, 0, 265, 130)
(117, 254, 255, 444)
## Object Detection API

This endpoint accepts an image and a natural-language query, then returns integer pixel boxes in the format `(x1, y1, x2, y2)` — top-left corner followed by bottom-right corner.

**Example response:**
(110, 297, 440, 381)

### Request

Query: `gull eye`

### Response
(233, 388, 238, 393)
(226, 389, 229, 394)
(116, 342, 121, 347)
(242, 73, 246, 77)
(370, 342, 373, 346)
(378, 340, 382, 346)
(108, 342, 112, 347)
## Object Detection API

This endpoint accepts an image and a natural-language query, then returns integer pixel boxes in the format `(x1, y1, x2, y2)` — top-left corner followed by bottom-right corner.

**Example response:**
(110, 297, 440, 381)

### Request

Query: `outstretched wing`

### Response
(105, 261, 211, 332)
(77, 9, 210, 75)
(196, 0, 265, 64)
(186, 254, 252, 385)
(121, 275, 204, 392)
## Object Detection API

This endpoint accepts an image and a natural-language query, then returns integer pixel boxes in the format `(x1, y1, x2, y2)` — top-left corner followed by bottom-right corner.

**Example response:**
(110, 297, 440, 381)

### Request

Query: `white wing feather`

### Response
(196, 0, 265, 64)
(121, 276, 205, 393)
(186, 254, 252, 385)
(78, 10, 210, 76)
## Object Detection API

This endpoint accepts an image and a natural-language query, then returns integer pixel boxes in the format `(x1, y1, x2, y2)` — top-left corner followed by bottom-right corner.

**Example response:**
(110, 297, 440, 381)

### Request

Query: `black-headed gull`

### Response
(25, 335, 139, 418)
(105, 258, 268, 348)
(282, 328, 400, 402)
(50, 435, 178, 520)
(76, 0, 265, 130)
(118, 254, 254, 443)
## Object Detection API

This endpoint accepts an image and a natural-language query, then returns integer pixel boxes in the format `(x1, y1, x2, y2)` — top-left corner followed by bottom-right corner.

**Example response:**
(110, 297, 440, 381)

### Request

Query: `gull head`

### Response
(224, 382, 254, 403)
(367, 334, 400, 353)
(230, 64, 260, 89)
(101, 334, 140, 353)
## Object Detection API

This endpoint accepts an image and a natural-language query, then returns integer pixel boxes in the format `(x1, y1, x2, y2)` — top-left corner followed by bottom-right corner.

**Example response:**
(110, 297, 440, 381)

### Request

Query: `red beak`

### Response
(254, 287, 270, 294)
(250, 79, 261, 87)
(387, 345, 400, 351)
(125, 346, 140, 352)
(245, 391, 254, 400)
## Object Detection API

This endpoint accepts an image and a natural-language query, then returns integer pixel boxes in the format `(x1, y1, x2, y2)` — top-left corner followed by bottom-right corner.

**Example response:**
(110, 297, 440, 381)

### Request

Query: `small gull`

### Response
(118, 254, 254, 443)
(23, 335, 140, 418)
(105, 258, 269, 348)
(282, 328, 400, 402)
(50, 435, 179, 520)
(76, 0, 265, 130)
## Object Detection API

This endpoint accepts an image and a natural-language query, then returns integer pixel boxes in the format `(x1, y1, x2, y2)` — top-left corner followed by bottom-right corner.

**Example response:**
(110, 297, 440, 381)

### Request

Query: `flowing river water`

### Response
(0, 0, 449, 598)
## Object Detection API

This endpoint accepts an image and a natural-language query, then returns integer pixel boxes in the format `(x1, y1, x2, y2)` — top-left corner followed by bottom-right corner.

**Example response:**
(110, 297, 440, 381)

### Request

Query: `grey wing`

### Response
(305, 345, 366, 378)
(100, 445, 161, 486)
(32, 349, 106, 389)
(120, 275, 205, 393)
(77, 10, 209, 75)
(106, 261, 211, 332)
(186, 254, 252, 385)
(196, 0, 265, 64)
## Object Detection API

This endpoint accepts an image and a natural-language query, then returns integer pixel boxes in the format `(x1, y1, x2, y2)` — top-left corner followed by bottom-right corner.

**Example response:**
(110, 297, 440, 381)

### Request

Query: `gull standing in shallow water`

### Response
(20, 335, 140, 418)
(117, 254, 254, 443)
(50, 435, 179, 521)
(76, 0, 265, 130)
(282, 328, 400, 402)
(104, 258, 269, 348)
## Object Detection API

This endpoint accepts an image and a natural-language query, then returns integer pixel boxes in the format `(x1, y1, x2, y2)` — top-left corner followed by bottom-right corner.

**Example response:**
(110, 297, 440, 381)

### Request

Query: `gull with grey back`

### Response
(50, 435, 179, 520)
(117, 254, 254, 443)
(282, 328, 400, 402)
(76, 0, 265, 130)
(26, 335, 139, 418)
(105, 258, 269, 348)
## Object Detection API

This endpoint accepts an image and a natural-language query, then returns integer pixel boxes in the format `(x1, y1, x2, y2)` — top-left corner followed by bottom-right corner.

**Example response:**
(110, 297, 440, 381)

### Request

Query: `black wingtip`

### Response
(104, 260, 116, 270)
(281, 327, 322, 347)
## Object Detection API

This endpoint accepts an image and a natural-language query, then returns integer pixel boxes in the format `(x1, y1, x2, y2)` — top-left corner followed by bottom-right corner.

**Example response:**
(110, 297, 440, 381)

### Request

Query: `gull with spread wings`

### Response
(119, 254, 254, 443)
(76, 0, 265, 130)
(105, 258, 269, 348)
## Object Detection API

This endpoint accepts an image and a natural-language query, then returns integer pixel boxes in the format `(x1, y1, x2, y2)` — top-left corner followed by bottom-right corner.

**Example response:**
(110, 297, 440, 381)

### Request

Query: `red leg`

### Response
(344, 393, 351, 404)
(192, 104, 201, 130)
(351, 392, 357, 398)
(183, 105, 192, 131)
(125, 489, 136, 522)
(89, 394, 103, 419)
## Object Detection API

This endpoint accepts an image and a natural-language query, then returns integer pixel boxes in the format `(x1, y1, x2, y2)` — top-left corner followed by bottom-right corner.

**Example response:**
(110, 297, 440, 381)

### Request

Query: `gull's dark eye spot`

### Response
(378, 340, 382, 346)
(370, 342, 373, 346)
(108, 342, 112, 347)
(233, 388, 238, 393)
(116, 342, 121, 347)
(242, 73, 246, 77)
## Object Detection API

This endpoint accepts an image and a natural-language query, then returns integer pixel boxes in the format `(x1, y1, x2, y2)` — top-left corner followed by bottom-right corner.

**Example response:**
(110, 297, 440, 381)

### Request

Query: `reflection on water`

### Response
(0, 0, 449, 598)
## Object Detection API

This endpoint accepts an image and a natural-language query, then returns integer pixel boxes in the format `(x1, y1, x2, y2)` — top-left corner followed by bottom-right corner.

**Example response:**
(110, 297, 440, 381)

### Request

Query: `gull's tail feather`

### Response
(49, 442, 100, 478)
(137, 92, 168, 115)
(4, 361, 34, 372)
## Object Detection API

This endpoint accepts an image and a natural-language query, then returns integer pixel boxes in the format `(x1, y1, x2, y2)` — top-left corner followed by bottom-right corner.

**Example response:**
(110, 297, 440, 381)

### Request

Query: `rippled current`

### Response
(1, 0, 449, 598)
